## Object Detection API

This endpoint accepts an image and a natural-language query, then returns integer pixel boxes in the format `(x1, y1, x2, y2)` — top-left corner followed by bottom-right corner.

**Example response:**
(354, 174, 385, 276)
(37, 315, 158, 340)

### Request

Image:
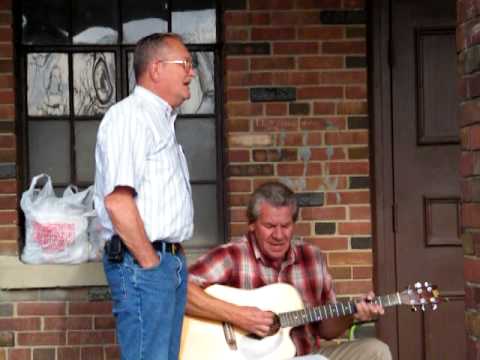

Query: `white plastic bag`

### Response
(20, 174, 93, 264)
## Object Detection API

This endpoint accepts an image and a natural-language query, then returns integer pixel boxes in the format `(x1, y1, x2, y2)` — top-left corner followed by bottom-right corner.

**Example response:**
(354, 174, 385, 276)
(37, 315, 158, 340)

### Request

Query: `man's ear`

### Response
(149, 61, 162, 82)
(248, 222, 256, 232)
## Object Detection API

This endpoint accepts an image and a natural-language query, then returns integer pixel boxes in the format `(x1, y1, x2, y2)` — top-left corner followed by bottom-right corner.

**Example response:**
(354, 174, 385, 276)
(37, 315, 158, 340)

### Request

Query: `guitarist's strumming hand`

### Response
(235, 305, 279, 338)
(354, 291, 385, 322)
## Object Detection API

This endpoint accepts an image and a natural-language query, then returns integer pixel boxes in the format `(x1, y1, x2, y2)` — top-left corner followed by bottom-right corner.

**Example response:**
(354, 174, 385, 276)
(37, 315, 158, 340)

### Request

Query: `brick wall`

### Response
(458, 0, 480, 358)
(224, 0, 371, 296)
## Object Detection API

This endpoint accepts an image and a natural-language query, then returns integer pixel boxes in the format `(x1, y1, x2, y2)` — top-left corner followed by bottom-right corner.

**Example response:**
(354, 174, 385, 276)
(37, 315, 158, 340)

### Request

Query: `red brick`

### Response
(462, 125, 480, 150)
(300, 117, 346, 130)
(226, 88, 249, 102)
(0, 241, 16, 254)
(295, 0, 342, 9)
(0, 225, 16, 240)
(329, 251, 372, 266)
(18, 303, 66, 316)
(250, 12, 271, 25)
(350, 206, 371, 220)
(459, 100, 480, 127)
(0, 59, 12, 73)
(225, 28, 249, 42)
(0, 28, 11, 43)
(225, 58, 249, 72)
(297, 26, 344, 40)
(105, 346, 120, 360)
(337, 101, 368, 115)
(0, 13, 11, 27)
(0, 44, 11, 58)
(310, 147, 346, 161)
(465, 257, 480, 282)
(306, 176, 348, 191)
(294, 222, 312, 236)
(273, 42, 319, 55)
(230, 208, 248, 222)
(252, 57, 295, 70)
(226, 118, 250, 132)
(81, 347, 103, 360)
(94, 316, 116, 330)
(224, 12, 250, 26)
(276, 132, 305, 146)
(0, 317, 40, 331)
(313, 102, 336, 115)
(250, 0, 295, 10)
(338, 222, 371, 235)
(273, 71, 320, 85)
(353, 266, 372, 279)
(44, 317, 92, 331)
(253, 148, 297, 162)
(58, 347, 81, 360)
(0, 105, 13, 119)
(334, 280, 372, 295)
(346, 86, 367, 99)
(251, 27, 295, 41)
(301, 206, 346, 220)
(0, 148, 14, 162)
(271, 11, 321, 25)
(265, 103, 288, 116)
(344, 0, 365, 8)
(326, 190, 370, 205)
(69, 302, 112, 315)
(17, 332, 66, 346)
(0, 194, 16, 209)
(277, 163, 305, 176)
(325, 131, 368, 145)
(227, 103, 263, 117)
(228, 72, 273, 86)
(297, 86, 343, 99)
(227, 178, 252, 193)
(228, 194, 252, 207)
(323, 40, 366, 54)
(306, 236, 349, 250)
(68, 330, 115, 345)
(463, 203, 480, 228)
(228, 149, 250, 162)
(0, 133, 13, 147)
(298, 56, 343, 69)
(320, 70, 366, 84)
(254, 118, 298, 131)
(229, 223, 248, 236)
(326, 161, 369, 175)
(8, 349, 31, 360)
(0, 73, 12, 88)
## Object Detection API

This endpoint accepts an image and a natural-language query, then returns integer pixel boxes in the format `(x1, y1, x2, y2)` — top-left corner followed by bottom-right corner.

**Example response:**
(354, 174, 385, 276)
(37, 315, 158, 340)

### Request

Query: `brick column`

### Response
(0, 0, 17, 256)
(458, 0, 480, 357)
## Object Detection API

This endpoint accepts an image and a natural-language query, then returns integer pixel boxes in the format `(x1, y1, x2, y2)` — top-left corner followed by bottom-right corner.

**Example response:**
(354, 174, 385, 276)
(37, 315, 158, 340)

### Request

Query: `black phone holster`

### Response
(105, 234, 125, 262)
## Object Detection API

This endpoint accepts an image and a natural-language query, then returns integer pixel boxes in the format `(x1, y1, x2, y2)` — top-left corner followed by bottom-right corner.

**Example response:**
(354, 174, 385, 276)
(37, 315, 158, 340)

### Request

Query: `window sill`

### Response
(0, 256, 107, 289)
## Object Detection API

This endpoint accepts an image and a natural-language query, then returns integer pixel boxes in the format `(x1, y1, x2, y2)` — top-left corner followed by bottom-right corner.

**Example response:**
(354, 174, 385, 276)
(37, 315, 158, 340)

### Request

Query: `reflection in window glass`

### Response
(176, 118, 216, 181)
(27, 53, 69, 116)
(127, 52, 135, 94)
(72, 0, 118, 44)
(73, 53, 116, 116)
(186, 184, 219, 249)
(122, 0, 168, 44)
(29, 121, 70, 183)
(179, 52, 215, 114)
(172, 0, 216, 44)
(75, 121, 100, 183)
(22, 0, 69, 44)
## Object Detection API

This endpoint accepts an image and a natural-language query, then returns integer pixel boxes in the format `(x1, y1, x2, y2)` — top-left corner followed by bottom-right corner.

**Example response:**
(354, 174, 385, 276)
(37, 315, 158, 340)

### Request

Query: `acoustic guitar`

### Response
(179, 281, 439, 360)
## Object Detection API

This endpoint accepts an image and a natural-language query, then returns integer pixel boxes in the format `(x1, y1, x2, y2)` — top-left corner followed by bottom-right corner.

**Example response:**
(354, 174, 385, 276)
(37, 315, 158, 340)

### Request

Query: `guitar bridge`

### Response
(222, 322, 238, 351)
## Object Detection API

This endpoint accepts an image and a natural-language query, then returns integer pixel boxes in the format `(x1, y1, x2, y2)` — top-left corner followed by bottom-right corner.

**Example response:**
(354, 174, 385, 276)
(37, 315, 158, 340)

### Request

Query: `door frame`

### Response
(368, 0, 399, 357)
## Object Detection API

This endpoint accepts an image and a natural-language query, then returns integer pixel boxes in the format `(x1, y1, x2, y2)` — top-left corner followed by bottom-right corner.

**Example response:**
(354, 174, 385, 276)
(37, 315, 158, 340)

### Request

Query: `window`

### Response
(16, 0, 225, 257)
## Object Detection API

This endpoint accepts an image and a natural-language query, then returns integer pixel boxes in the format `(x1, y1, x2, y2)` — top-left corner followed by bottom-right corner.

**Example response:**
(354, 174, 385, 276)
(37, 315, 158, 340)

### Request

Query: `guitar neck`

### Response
(278, 292, 402, 328)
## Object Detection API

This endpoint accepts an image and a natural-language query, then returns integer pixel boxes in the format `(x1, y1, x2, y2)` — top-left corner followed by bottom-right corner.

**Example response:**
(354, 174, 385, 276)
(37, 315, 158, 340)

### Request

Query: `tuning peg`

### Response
(432, 304, 438, 311)
(421, 304, 426, 311)
(411, 306, 418, 312)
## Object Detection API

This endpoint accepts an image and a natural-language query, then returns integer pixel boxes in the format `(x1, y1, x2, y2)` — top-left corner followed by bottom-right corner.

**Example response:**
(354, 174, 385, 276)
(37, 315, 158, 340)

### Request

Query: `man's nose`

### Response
(272, 226, 283, 238)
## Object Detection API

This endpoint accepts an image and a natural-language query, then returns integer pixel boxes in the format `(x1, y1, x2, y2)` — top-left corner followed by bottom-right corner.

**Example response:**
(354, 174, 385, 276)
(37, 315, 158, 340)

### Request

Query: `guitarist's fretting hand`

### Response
(354, 291, 385, 322)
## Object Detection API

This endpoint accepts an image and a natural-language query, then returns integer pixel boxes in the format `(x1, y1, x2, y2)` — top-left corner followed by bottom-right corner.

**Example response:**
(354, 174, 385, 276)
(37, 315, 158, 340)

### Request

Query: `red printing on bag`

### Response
(32, 221, 75, 252)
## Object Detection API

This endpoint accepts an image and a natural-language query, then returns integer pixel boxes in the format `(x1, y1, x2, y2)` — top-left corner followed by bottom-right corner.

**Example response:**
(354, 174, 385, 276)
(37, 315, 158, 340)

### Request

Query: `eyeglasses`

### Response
(159, 59, 193, 73)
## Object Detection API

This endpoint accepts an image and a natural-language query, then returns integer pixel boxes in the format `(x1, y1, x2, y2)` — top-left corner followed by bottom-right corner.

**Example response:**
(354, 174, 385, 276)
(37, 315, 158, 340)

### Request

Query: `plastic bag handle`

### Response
(28, 173, 54, 196)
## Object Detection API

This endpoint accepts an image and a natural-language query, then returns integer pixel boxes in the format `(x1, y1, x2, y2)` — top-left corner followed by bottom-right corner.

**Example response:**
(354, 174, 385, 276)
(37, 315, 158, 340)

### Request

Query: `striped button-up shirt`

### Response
(94, 86, 194, 243)
(189, 232, 336, 356)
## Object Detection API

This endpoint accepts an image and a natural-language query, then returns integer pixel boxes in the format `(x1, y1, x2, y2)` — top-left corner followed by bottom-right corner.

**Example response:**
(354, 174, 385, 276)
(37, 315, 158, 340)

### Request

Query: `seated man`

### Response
(186, 181, 392, 360)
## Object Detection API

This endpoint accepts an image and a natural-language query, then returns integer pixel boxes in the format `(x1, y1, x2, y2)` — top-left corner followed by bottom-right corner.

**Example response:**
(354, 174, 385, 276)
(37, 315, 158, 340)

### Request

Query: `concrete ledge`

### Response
(0, 256, 107, 289)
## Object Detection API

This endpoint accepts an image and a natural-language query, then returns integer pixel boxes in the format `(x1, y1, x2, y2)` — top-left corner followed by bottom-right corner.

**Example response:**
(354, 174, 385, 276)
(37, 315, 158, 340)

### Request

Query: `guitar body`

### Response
(179, 283, 304, 360)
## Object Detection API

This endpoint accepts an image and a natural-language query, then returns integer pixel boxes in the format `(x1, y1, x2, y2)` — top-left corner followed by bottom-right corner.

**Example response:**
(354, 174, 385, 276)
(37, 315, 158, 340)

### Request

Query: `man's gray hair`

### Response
(133, 33, 184, 80)
(246, 182, 299, 224)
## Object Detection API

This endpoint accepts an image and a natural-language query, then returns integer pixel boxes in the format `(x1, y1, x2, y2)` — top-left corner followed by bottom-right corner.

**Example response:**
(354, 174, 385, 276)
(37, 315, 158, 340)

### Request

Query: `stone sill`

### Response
(0, 256, 107, 289)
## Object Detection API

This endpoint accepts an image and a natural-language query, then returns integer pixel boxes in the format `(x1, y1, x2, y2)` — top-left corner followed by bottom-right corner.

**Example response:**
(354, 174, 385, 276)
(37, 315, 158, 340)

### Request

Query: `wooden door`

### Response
(373, 0, 465, 359)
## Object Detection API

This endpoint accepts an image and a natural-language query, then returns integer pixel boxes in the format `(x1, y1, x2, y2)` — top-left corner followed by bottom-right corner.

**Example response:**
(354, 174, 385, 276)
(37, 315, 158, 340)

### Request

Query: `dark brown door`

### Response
(390, 0, 465, 359)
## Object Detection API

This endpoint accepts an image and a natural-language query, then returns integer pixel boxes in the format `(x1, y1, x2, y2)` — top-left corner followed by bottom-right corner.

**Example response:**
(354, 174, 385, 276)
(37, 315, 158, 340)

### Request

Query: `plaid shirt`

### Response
(189, 232, 336, 356)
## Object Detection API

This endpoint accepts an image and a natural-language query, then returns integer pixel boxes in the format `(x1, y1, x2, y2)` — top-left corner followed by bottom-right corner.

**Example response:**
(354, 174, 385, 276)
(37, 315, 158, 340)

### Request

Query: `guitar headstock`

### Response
(399, 282, 440, 311)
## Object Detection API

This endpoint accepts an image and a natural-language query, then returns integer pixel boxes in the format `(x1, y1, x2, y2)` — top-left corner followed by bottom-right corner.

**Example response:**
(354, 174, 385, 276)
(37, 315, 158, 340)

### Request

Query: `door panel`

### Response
(391, 0, 465, 359)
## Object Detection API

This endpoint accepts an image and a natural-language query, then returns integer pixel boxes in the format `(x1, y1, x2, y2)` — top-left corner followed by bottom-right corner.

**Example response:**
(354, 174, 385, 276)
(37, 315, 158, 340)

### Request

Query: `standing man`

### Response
(186, 182, 391, 360)
(94, 33, 195, 360)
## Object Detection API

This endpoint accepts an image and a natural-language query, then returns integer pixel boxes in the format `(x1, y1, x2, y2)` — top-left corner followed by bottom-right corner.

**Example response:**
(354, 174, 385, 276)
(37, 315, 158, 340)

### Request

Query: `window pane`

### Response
(73, 0, 118, 44)
(172, 0, 216, 44)
(29, 121, 70, 184)
(22, 0, 69, 44)
(27, 53, 70, 116)
(122, 0, 168, 44)
(179, 52, 215, 114)
(176, 118, 216, 181)
(184, 184, 219, 249)
(75, 121, 100, 183)
(73, 53, 116, 116)
(127, 52, 135, 94)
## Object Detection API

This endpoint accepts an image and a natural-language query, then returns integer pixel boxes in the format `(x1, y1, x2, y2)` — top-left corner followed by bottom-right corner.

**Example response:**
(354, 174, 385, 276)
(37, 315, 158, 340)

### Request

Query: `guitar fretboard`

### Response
(278, 293, 402, 328)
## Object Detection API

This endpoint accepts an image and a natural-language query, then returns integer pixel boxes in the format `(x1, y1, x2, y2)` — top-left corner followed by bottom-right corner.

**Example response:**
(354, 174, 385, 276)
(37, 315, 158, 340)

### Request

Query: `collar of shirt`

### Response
(247, 231, 297, 268)
(134, 85, 178, 123)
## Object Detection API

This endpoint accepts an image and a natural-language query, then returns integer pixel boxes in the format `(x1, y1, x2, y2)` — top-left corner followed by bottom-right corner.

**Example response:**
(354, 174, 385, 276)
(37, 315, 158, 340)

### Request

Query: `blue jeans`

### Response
(103, 249, 187, 360)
